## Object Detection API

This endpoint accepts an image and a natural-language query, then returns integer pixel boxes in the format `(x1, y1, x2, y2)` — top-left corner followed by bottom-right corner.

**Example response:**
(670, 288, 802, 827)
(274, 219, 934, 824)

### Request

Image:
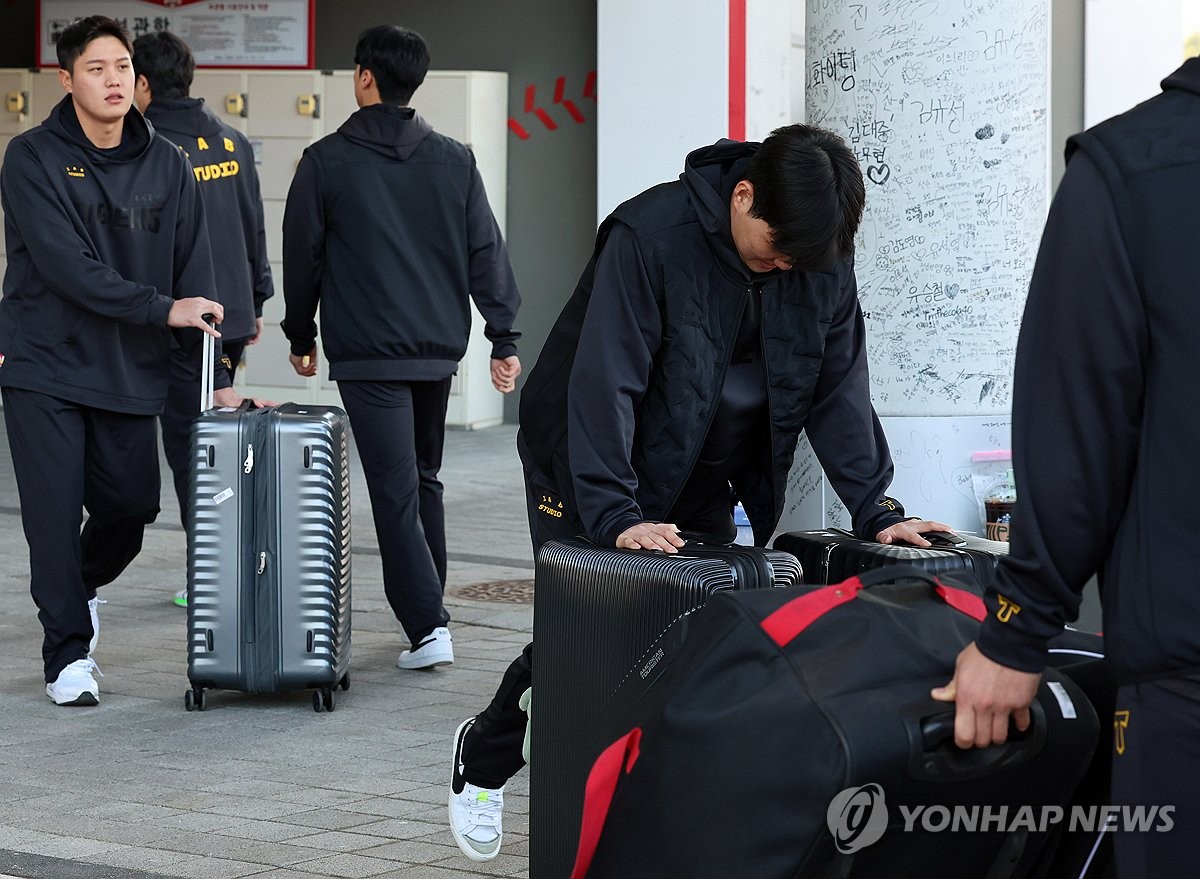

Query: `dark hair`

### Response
(742, 123, 866, 271)
(57, 16, 133, 72)
(132, 31, 195, 100)
(353, 25, 430, 105)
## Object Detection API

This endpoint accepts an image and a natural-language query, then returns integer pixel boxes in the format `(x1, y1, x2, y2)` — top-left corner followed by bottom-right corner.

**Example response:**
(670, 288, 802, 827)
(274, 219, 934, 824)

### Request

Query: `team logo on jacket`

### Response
(827, 783, 889, 853)
(1114, 710, 1131, 755)
(66, 165, 86, 179)
(995, 595, 1022, 623)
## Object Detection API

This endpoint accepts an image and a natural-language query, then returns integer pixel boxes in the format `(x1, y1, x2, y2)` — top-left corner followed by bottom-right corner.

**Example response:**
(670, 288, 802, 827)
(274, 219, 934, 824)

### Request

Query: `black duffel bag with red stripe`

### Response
(569, 566, 1099, 879)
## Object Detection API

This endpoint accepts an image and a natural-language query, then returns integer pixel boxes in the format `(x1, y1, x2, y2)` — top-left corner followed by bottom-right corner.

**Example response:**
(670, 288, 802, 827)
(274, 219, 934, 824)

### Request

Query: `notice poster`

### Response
(38, 0, 314, 68)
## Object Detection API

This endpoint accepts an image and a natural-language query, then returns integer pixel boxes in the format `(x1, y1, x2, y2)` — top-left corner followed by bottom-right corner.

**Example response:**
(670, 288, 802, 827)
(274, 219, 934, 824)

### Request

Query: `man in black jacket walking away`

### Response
(446, 125, 953, 863)
(935, 58, 1200, 878)
(0, 16, 225, 706)
(132, 31, 275, 607)
(282, 25, 521, 672)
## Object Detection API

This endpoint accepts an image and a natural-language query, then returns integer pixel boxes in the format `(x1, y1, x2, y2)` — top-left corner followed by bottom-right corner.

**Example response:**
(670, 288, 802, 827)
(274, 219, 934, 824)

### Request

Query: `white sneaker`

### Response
(87, 597, 105, 655)
(46, 657, 101, 706)
(449, 718, 504, 861)
(397, 626, 454, 669)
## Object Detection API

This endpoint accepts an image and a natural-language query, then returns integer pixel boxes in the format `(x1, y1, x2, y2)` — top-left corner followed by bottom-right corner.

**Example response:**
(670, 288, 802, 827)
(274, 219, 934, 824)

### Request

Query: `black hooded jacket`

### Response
(519, 139, 905, 547)
(977, 59, 1200, 684)
(281, 104, 520, 381)
(0, 96, 216, 414)
(143, 97, 273, 343)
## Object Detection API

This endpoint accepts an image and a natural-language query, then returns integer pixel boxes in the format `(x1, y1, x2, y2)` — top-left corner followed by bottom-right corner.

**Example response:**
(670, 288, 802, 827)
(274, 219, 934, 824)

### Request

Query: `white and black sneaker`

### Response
(397, 626, 454, 670)
(46, 657, 101, 706)
(449, 717, 504, 862)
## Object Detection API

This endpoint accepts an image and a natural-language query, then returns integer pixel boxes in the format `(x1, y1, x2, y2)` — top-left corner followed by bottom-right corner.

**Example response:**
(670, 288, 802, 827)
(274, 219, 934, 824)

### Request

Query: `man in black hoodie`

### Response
(0, 16, 225, 706)
(447, 125, 955, 863)
(282, 26, 521, 672)
(132, 30, 275, 607)
(934, 60, 1200, 876)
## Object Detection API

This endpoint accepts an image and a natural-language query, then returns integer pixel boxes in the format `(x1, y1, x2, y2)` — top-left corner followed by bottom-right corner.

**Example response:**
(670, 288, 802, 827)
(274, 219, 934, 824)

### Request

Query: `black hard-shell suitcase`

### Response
(184, 347, 352, 712)
(571, 565, 1100, 879)
(530, 539, 802, 879)
(774, 527, 1007, 584)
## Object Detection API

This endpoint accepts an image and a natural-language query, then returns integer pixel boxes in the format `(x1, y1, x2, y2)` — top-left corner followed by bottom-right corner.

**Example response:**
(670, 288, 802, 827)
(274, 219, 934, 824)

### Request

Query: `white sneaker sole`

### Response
(396, 647, 454, 670)
(46, 687, 99, 707)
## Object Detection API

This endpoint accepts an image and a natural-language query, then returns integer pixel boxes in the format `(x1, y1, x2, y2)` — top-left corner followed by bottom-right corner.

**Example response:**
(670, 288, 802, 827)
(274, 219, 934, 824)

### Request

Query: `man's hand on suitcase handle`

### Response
(169, 298, 223, 337)
(616, 522, 686, 554)
(876, 518, 956, 548)
(212, 387, 278, 409)
(930, 642, 1041, 749)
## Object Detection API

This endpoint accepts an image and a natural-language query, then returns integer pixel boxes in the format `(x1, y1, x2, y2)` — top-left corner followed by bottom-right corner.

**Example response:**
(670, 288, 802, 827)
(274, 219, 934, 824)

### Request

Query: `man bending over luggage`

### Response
(934, 57, 1200, 878)
(447, 123, 954, 862)
(0, 16, 226, 706)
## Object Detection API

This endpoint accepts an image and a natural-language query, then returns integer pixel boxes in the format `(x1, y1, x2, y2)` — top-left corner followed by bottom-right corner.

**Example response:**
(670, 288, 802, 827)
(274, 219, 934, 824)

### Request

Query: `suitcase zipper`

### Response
(257, 551, 267, 575)
(243, 443, 255, 474)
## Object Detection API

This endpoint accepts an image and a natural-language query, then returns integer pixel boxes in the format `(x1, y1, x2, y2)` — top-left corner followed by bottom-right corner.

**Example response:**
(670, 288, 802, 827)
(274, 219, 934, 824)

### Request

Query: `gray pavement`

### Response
(0, 422, 535, 879)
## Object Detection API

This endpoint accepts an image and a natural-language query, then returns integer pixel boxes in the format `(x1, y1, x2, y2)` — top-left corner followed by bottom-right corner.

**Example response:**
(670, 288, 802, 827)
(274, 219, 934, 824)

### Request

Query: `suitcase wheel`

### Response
(313, 687, 336, 713)
(339, 674, 350, 692)
(184, 687, 207, 712)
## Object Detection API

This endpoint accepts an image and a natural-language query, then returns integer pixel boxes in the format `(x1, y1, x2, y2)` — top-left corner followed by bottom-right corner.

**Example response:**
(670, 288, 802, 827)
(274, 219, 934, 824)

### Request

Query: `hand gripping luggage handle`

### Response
(760, 565, 986, 648)
(569, 727, 643, 879)
(199, 315, 216, 413)
(908, 697, 1047, 782)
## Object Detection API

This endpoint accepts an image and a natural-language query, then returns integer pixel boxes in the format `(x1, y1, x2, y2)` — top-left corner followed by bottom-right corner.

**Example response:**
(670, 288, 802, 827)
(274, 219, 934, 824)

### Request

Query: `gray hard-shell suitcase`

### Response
(184, 332, 351, 711)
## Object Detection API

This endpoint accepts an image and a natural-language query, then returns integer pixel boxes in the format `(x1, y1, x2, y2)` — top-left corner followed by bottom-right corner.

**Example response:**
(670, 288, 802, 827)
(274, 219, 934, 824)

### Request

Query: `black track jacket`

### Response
(977, 59, 1200, 684)
(520, 140, 906, 547)
(0, 96, 216, 414)
(281, 104, 520, 381)
(144, 97, 273, 344)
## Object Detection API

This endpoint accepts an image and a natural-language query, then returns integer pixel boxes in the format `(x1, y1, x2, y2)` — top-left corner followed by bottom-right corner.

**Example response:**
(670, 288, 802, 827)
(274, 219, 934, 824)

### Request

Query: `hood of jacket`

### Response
(1161, 56, 1200, 97)
(43, 94, 154, 165)
(680, 139, 776, 282)
(142, 97, 224, 139)
(336, 104, 433, 160)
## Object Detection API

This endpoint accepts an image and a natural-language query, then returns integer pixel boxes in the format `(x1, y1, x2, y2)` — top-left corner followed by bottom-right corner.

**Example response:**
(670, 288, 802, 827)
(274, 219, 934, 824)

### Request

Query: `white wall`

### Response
(596, 0, 798, 221)
(1084, 0, 1182, 126)
(596, 0, 726, 221)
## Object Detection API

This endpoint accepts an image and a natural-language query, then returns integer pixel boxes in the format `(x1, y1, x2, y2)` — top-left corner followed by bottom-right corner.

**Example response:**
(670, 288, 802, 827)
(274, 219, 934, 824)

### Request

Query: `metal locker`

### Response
(246, 71, 323, 140)
(320, 71, 359, 134)
(189, 71, 249, 134)
(29, 69, 65, 127)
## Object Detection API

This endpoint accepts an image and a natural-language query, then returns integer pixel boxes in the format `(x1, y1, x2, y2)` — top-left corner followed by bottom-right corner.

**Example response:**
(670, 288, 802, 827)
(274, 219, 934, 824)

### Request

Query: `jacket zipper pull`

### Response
(257, 552, 267, 575)
(243, 443, 254, 474)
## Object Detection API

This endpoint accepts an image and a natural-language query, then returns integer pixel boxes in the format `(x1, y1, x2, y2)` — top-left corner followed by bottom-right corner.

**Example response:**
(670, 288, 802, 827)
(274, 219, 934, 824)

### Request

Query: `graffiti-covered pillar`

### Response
(782, 0, 1051, 532)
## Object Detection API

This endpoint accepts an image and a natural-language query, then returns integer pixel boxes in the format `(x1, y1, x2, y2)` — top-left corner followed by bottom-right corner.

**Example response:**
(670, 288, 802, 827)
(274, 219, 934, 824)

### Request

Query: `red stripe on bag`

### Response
(760, 578, 863, 647)
(570, 727, 643, 879)
(935, 582, 987, 621)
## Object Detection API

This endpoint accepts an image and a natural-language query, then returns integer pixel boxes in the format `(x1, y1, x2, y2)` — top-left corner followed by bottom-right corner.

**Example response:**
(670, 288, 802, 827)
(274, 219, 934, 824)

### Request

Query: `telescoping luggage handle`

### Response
(760, 564, 987, 648)
(200, 315, 216, 413)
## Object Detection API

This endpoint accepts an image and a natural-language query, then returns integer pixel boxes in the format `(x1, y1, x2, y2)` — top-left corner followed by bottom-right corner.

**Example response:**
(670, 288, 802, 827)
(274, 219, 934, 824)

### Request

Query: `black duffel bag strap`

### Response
(761, 565, 987, 648)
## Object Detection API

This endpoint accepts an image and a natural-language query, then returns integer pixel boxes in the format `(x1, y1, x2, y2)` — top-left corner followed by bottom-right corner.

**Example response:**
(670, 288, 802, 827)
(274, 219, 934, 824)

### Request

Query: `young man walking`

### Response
(0, 16, 225, 705)
(282, 25, 521, 671)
